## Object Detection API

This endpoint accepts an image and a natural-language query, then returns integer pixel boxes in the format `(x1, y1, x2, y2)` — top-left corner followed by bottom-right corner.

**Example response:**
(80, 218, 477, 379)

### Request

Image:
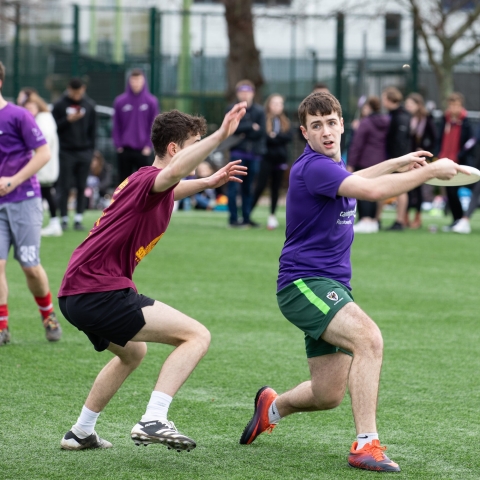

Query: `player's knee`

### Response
(195, 325, 211, 355)
(122, 342, 147, 368)
(22, 265, 42, 281)
(364, 324, 383, 357)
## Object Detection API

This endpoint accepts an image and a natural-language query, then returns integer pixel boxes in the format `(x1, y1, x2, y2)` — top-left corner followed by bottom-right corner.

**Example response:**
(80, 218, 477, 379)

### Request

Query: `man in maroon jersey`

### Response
(58, 104, 247, 452)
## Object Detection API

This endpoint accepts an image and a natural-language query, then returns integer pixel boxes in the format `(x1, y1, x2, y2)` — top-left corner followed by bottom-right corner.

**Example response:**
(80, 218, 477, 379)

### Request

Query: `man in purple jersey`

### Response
(0, 61, 62, 346)
(239, 92, 467, 472)
(58, 104, 247, 452)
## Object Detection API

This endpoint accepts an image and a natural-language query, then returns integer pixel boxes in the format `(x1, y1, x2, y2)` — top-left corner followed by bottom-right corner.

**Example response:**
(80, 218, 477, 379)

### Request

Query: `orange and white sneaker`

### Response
(239, 386, 278, 445)
(348, 439, 400, 472)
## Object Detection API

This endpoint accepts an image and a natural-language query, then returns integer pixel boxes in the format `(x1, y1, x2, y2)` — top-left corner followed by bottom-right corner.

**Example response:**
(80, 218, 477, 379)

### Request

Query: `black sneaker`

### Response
(243, 220, 260, 228)
(0, 327, 10, 346)
(74, 222, 85, 231)
(61, 428, 112, 450)
(131, 420, 196, 451)
(228, 220, 247, 229)
(387, 221, 404, 231)
(43, 312, 62, 342)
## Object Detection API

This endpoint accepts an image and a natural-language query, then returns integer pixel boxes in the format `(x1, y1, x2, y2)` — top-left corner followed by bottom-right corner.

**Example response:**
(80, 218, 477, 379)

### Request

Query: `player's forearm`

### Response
(174, 178, 209, 201)
(353, 159, 397, 179)
(369, 166, 434, 201)
(11, 145, 50, 187)
(167, 131, 224, 183)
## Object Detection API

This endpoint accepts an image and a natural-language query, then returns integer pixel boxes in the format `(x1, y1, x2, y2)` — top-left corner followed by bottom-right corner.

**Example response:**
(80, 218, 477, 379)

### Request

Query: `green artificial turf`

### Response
(1, 206, 479, 479)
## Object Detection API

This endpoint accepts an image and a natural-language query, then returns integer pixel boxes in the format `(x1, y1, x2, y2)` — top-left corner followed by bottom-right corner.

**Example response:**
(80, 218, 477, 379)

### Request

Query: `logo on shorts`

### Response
(326, 291, 339, 302)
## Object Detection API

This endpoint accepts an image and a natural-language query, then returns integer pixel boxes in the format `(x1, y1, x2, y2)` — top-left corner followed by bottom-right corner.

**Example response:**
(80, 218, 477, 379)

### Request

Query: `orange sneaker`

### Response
(239, 386, 278, 445)
(348, 439, 400, 472)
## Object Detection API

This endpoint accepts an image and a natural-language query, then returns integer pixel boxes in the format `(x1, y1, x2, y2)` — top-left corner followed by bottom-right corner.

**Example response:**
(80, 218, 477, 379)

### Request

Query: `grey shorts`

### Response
(0, 198, 43, 267)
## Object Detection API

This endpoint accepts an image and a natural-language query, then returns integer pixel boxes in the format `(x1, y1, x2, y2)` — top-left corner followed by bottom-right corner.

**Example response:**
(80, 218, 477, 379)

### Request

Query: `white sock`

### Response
(50, 217, 60, 226)
(73, 405, 100, 436)
(267, 399, 282, 424)
(356, 432, 379, 449)
(141, 391, 172, 423)
(74, 213, 83, 223)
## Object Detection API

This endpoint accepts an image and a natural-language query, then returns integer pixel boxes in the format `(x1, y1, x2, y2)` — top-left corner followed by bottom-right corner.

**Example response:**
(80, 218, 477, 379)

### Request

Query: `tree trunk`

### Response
(222, 0, 264, 102)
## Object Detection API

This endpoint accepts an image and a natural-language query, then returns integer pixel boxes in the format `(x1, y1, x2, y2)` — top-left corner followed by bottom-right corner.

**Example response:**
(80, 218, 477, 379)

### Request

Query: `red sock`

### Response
(35, 292, 54, 320)
(0, 304, 8, 330)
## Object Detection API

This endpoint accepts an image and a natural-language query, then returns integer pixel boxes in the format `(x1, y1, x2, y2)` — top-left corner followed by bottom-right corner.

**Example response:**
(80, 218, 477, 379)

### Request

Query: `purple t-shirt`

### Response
(277, 144, 357, 291)
(0, 103, 45, 204)
(58, 167, 176, 296)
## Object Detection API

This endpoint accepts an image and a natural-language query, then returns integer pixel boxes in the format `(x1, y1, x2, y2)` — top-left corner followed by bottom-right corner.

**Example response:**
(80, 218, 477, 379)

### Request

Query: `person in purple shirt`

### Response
(112, 69, 159, 184)
(0, 61, 62, 346)
(239, 92, 468, 472)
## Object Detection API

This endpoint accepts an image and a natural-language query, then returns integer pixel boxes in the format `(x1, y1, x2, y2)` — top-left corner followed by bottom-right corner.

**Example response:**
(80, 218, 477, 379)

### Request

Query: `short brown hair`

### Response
(0, 61, 5, 84)
(298, 92, 342, 127)
(151, 110, 207, 158)
(367, 96, 381, 113)
(447, 92, 465, 106)
(406, 92, 427, 117)
(383, 86, 403, 104)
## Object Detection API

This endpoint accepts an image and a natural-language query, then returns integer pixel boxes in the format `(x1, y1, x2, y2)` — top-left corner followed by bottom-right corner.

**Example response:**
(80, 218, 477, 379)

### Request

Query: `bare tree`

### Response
(221, 0, 264, 102)
(407, 0, 480, 104)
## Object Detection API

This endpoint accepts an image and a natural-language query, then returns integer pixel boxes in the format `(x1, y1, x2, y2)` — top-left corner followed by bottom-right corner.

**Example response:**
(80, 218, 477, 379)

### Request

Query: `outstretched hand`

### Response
(395, 151, 432, 172)
(205, 160, 248, 189)
(218, 102, 247, 141)
(431, 158, 471, 180)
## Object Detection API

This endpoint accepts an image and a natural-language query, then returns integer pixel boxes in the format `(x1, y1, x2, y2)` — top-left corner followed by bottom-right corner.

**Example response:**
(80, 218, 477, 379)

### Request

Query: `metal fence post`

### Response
(411, 10, 419, 93)
(335, 12, 345, 104)
(149, 7, 158, 96)
(13, 2, 20, 99)
(72, 4, 80, 77)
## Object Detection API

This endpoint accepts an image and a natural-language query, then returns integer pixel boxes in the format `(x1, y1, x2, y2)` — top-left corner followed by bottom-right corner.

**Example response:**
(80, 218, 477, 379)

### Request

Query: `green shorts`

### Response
(277, 277, 354, 358)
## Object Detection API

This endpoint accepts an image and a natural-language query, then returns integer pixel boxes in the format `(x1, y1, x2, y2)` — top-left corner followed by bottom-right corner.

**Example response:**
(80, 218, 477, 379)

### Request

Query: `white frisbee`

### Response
(425, 165, 480, 187)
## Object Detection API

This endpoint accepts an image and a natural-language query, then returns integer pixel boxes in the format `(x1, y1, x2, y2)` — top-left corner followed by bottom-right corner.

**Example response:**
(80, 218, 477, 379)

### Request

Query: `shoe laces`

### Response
(43, 314, 58, 329)
(363, 440, 387, 462)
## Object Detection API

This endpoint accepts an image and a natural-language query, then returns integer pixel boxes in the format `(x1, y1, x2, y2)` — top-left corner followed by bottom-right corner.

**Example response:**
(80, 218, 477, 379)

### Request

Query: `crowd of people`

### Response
(348, 87, 479, 234)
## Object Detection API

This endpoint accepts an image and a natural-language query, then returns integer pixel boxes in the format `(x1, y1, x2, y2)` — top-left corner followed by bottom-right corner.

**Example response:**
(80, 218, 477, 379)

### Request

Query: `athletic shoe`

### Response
(0, 327, 10, 346)
(61, 428, 112, 450)
(43, 312, 62, 342)
(131, 420, 196, 451)
(442, 220, 459, 232)
(239, 386, 278, 445)
(267, 215, 279, 230)
(74, 222, 85, 231)
(386, 221, 404, 231)
(61, 220, 68, 231)
(353, 220, 378, 234)
(452, 218, 471, 234)
(348, 440, 400, 472)
(41, 222, 63, 237)
(228, 220, 247, 229)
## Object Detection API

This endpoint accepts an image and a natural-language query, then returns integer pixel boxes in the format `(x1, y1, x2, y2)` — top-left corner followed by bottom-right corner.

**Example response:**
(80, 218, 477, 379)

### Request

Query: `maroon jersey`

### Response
(59, 166, 176, 296)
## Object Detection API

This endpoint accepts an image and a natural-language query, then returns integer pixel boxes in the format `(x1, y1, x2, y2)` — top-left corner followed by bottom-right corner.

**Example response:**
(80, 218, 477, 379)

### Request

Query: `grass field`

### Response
(1, 205, 480, 479)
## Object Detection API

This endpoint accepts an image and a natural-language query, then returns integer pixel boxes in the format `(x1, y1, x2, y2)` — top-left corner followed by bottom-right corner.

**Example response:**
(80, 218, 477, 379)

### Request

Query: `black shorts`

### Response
(59, 288, 155, 352)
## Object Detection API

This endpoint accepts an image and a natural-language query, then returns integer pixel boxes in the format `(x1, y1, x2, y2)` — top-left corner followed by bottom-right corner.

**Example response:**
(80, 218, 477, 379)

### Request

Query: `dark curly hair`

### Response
(151, 110, 208, 158)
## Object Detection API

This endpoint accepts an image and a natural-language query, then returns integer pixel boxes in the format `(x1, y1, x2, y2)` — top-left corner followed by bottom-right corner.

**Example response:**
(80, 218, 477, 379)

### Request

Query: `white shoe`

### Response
(41, 222, 63, 237)
(61, 427, 112, 450)
(267, 215, 279, 230)
(353, 220, 378, 234)
(452, 218, 471, 234)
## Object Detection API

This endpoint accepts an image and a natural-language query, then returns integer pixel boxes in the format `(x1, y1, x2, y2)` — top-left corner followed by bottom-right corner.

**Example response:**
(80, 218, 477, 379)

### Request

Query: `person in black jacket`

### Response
(227, 80, 266, 227)
(52, 78, 96, 231)
(437, 92, 476, 231)
(404, 93, 437, 229)
(381, 87, 412, 230)
(251, 94, 292, 230)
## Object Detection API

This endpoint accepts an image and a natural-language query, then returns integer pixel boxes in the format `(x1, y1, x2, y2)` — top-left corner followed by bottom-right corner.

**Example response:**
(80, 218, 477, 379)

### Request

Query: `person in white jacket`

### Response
(18, 90, 61, 236)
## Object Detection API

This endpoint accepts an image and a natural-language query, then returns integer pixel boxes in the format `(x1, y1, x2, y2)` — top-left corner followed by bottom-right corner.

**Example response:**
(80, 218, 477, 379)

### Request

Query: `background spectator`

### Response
(112, 69, 159, 183)
(85, 150, 113, 210)
(437, 92, 476, 231)
(404, 92, 437, 229)
(251, 93, 292, 230)
(381, 86, 412, 230)
(347, 96, 389, 233)
(17, 89, 61, 237)
(193, 161, 217, 210)
(227, 79, 266, 228)
(52, 78, 96, 231)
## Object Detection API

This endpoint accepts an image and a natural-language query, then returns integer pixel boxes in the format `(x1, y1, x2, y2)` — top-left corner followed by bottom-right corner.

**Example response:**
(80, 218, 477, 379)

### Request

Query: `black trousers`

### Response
(446, 185, 464, 223)
(252, 158, 285, 215)
(41, 185, 57, 218)
(357, 200, 377, 219)
(58, 149, 92, 217)
(117, 148, 152, 184)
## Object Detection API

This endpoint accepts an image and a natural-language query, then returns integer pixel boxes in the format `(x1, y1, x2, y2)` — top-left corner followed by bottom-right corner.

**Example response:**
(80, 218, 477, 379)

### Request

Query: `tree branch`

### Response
(449, 2, 480, 44)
